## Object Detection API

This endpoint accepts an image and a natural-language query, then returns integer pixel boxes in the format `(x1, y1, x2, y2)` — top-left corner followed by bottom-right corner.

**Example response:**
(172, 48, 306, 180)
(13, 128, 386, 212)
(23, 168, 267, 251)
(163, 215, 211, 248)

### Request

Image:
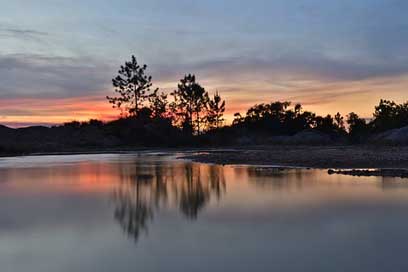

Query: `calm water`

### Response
(1, 153, 408, 272)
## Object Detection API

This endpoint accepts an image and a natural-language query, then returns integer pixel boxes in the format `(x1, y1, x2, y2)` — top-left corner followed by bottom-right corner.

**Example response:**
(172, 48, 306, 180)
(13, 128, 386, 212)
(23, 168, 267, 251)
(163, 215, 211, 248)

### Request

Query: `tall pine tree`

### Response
(207, 91, 225, 130)
(171, 74, 209, 135)
(107, 56, 157, 116)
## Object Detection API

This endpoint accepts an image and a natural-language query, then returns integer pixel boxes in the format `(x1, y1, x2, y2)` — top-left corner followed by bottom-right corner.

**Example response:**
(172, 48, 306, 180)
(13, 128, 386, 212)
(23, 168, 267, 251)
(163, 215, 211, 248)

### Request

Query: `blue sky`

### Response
(0, 0, 407, 125)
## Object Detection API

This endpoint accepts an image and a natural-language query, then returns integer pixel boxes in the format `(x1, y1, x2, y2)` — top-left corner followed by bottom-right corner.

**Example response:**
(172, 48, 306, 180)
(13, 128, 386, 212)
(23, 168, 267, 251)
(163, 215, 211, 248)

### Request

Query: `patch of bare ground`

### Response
(184, 146, 408, 171)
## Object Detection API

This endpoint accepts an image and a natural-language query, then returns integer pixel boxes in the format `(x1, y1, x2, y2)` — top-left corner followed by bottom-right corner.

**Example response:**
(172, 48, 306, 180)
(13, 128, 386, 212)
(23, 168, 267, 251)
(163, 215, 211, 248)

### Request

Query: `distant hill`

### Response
(0, 117, 186, 156)
(0, 124, 14, 133)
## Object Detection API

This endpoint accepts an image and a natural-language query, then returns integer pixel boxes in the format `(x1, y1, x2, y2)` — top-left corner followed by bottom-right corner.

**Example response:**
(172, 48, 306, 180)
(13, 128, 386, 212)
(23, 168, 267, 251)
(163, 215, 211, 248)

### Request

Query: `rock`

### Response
(266, 129, 333, 145)
(327, 168, 408, 178)
(289, 129, 333, 145)
(371, 126, 408, 145)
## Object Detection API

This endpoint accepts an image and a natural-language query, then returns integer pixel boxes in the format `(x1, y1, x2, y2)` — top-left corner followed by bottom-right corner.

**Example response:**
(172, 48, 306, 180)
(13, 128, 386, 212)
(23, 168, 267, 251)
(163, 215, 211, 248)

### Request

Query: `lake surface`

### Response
(1, 153, 408, 272)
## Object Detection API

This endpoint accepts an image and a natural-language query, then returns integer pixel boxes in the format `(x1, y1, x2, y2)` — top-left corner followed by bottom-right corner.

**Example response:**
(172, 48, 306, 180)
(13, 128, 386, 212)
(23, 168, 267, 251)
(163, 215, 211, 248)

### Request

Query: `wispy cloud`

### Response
(0, 28, 48, 37)
(0, 26, 49, 42)
(0, 0, 407, 125)
(0, 53, 114, 99)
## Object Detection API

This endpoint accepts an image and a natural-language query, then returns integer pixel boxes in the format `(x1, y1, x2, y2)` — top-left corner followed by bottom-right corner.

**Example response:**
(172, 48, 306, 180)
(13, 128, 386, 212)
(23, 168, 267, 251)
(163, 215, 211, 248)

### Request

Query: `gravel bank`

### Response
(184, 146, 408, 170)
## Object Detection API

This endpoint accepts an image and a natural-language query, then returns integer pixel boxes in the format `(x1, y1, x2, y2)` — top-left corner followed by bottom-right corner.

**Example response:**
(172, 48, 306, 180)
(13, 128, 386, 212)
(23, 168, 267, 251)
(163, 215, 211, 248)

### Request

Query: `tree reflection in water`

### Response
(113, 161, 225, 242)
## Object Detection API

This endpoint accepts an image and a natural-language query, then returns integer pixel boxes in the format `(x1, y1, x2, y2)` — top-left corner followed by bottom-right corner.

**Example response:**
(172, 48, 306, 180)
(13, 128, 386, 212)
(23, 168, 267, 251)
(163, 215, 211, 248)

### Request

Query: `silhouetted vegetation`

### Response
(107, 55, 158, 115)
(207, 91, 226, 130)
(0, 56, 408, 156)
(372, 100, 408, 132)
(346, 112, 371, 143)
(231, 101, 346, 136)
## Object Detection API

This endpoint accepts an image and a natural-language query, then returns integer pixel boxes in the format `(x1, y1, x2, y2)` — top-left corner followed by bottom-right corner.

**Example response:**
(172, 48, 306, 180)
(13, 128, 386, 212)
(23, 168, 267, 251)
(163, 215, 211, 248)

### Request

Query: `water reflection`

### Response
(112, 161, 225, 242)
(245, 167, 319, 191)
(2, 154, 408, 272)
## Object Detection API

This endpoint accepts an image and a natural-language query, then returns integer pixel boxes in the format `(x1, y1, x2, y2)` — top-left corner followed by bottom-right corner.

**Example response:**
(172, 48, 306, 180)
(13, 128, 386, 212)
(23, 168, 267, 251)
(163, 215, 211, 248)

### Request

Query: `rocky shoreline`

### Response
(327, 169, 408, 178)
(184, 146, 408, 178)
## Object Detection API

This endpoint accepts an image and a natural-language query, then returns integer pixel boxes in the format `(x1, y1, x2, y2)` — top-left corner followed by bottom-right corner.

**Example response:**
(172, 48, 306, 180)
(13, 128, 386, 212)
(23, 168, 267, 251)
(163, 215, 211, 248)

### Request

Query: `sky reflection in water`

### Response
(0, 153, 408, 272)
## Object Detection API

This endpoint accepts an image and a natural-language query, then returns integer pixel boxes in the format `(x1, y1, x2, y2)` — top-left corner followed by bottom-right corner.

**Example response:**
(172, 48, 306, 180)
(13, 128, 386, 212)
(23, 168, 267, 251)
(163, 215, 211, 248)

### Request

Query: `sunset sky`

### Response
(0, 0, 407, 127)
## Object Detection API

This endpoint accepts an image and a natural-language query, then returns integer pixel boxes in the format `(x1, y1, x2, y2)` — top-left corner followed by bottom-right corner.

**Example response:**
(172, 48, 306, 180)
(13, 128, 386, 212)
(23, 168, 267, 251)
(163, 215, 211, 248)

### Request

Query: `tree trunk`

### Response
(134, 90, 138, 115)
(196, 111, 200, 135)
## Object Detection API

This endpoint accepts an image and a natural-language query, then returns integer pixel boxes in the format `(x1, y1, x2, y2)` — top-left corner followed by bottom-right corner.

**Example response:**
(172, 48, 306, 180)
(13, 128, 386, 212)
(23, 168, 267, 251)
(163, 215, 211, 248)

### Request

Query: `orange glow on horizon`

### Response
(0, 96, 119, 127)
(1, 74, 407, 127)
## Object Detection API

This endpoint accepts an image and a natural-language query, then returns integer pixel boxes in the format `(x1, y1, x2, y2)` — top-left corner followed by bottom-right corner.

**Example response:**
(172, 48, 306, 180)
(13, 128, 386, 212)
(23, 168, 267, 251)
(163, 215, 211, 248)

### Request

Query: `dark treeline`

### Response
(0, 56, 407, 155)
(229, 99, 408, 144)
